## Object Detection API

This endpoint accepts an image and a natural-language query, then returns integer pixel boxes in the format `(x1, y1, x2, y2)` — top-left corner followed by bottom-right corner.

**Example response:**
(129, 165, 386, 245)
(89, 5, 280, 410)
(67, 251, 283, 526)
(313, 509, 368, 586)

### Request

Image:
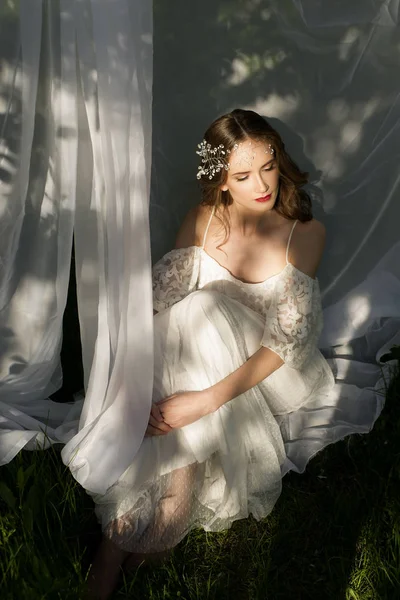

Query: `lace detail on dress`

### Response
(152, 247, 323, 370)
(261, 265, 323, 369)
(152, 247, 200, 312)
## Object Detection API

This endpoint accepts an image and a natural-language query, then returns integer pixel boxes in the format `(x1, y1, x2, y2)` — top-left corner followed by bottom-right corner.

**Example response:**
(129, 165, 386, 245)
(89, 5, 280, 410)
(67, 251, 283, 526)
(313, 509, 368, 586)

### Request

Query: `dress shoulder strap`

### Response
(286, 220, 298, 264)
(201, 205, 216, 250)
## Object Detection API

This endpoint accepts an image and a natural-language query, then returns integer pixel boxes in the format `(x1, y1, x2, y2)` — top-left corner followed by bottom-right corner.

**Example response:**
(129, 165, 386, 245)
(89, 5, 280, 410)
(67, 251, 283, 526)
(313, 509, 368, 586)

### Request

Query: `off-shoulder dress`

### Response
(93, 210, 382, 553)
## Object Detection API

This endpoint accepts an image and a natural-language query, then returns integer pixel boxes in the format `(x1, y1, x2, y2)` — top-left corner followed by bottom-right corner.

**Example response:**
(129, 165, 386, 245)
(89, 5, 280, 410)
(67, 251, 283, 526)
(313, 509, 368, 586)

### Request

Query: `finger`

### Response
(149, 414, 172, 433)
(151, 404, 164, 423)
(148, 418, 169, 433)
(161, 413, 179, 429)
(145, 424, 168, 437)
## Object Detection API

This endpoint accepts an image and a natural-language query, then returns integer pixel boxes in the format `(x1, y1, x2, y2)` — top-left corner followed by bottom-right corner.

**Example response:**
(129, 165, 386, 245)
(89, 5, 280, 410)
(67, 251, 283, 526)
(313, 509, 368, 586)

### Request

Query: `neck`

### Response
(227, 203, 279, 237)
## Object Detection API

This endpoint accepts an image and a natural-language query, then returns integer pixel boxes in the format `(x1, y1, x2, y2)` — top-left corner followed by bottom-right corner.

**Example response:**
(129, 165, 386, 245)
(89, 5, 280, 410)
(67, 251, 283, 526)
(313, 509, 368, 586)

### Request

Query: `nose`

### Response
(255, 172, 268, 193)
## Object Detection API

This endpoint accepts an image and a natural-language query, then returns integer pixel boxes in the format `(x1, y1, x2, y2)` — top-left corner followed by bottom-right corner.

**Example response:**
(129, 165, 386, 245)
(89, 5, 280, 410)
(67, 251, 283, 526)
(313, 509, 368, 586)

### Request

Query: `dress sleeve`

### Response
(152, 247, 200, 312)
(261, 268, 323, 369)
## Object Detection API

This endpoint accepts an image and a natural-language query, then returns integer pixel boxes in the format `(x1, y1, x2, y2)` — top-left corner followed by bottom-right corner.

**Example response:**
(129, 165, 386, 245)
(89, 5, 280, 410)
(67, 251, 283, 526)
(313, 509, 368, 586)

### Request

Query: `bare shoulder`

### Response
(289, 218, 326, 279)
(294, 218, 326, 243)
(174, 203, 213, 249)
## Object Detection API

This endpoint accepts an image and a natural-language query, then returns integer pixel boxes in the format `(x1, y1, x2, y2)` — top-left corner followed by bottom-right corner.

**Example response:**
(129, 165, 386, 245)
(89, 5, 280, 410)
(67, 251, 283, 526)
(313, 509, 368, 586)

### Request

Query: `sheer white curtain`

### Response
(0, 0, 153, 494)
(63, 0, 154, 494)
(0, 0, 78, 463)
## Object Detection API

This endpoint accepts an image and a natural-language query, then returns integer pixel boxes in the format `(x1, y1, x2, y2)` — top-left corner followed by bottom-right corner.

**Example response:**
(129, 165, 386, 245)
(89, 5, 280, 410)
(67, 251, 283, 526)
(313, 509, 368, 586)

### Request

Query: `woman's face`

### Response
(221, 138, 279, 212)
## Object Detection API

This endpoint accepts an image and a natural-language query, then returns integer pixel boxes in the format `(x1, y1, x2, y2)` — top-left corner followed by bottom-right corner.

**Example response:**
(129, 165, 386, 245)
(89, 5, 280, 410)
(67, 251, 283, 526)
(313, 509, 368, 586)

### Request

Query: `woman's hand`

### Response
(145, 403, 174, 437)
(156, 390, 216, 430)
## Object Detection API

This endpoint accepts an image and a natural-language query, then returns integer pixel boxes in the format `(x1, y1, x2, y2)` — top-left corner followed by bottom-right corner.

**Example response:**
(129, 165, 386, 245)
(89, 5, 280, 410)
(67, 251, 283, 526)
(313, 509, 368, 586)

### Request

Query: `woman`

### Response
(87, 109, 348, 597)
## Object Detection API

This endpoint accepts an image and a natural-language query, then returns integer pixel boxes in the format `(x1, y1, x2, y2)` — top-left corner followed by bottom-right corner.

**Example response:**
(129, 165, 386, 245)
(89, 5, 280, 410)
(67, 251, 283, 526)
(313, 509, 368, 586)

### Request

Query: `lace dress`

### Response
(93, 221, 383, 553)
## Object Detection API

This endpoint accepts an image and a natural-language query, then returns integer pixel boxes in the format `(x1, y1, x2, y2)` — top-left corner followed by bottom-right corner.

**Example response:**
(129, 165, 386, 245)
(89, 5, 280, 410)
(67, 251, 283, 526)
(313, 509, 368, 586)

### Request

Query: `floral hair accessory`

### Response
(196, 140, 275, 181)
(196, 141, 229, 180)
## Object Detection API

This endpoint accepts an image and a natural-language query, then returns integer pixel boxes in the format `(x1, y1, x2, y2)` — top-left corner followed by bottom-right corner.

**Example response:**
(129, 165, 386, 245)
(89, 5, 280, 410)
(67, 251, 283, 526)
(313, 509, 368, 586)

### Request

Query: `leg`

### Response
(86, 536, 129, 600)
(106, 462, 197, 569)
(138, 463, 198, 552)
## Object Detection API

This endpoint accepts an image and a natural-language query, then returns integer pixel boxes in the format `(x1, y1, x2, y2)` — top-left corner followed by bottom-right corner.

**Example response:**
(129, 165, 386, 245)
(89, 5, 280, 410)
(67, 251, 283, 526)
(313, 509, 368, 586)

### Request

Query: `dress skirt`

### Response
(93, 290, 384, 553)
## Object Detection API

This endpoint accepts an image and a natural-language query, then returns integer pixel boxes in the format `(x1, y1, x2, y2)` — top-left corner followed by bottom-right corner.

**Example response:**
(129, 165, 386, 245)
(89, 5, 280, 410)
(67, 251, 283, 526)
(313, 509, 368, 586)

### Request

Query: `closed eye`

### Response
(236, 164, 275, 182)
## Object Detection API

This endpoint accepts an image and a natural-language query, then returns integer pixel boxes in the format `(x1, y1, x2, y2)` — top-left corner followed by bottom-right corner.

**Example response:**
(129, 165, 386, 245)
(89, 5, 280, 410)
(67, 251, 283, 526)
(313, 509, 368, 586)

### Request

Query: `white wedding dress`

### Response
(93, 209, 384, 553)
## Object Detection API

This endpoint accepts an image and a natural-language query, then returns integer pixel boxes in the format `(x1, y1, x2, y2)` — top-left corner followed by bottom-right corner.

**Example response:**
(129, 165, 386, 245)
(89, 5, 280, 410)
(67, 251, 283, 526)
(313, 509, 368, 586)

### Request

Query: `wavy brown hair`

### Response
(198, 109, 312, 245)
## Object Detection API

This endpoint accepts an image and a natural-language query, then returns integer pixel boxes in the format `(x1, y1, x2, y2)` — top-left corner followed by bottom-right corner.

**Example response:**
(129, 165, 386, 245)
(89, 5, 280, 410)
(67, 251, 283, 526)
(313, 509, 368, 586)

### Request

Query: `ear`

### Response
(220, 184, 229, 192)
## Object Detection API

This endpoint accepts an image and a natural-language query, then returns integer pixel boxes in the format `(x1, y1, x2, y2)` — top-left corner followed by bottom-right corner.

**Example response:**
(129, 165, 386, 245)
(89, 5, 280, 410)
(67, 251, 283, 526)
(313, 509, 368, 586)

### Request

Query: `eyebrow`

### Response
(231, 158, 275, 176)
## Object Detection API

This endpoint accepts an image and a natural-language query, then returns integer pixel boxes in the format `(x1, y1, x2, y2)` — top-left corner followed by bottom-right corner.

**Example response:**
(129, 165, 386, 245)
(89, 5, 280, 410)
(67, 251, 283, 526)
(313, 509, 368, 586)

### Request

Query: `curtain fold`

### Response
(62, 0, 154, 494)
(0, 0, 154, 495)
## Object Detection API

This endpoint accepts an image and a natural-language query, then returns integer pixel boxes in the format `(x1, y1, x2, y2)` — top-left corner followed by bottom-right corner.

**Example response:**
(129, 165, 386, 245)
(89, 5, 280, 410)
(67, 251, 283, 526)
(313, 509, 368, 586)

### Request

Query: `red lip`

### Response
(255, 194, 272, 202)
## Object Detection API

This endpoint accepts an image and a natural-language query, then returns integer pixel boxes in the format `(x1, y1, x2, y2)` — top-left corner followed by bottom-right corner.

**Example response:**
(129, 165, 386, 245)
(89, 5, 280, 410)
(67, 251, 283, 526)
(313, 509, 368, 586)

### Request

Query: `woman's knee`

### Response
(187, 289, 224, 309)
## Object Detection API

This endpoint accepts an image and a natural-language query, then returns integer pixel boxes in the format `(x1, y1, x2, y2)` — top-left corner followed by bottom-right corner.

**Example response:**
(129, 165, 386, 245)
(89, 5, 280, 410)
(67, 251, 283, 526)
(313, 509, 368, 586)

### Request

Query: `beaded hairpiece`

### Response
(196, 140, 274, 180)
(196, 141, 229, 180)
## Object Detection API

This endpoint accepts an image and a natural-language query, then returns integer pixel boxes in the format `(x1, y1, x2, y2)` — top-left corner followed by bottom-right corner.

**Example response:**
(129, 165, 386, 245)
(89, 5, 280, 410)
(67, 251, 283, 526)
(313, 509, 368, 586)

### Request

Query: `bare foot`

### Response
(86, 537, 129, 600)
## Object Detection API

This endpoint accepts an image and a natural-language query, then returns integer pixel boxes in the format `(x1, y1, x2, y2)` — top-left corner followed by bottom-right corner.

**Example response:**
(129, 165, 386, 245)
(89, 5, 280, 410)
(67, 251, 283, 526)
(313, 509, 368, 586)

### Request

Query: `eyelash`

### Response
(236, 164, 275, 182)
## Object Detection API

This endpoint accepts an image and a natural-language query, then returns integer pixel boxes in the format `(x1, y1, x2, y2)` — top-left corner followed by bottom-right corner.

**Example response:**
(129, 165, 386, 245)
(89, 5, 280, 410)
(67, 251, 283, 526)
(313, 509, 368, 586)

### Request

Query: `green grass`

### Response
(1, 364, 399, 600)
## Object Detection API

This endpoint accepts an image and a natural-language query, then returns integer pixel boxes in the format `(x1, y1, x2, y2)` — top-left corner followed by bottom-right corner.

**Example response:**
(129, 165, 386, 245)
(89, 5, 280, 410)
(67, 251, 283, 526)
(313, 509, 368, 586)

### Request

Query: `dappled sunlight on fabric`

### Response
(311, 97, 379, 184)
(321, 241, 400, 350)
(346, 294, 372, 333)
(339, 27, 362, 61)
(0, 143, 17, 201)
(226, 58, 250, 87)
(340, 121, 363, 152)
(227, 51, 288, 87)
(322, 292, 373, 347)
(246, 93, 300, 121)
(327, 98, 352, 123)
(0, 275, 57, 378)
(217, 0, 273, 26)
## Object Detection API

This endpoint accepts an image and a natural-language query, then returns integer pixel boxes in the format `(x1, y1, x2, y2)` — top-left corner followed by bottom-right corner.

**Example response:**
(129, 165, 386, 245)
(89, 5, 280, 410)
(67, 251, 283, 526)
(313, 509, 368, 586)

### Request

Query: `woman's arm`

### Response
(208, 346, 283, 410)
(154, 349, 282, 431)
(153, 347, 283, 428)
